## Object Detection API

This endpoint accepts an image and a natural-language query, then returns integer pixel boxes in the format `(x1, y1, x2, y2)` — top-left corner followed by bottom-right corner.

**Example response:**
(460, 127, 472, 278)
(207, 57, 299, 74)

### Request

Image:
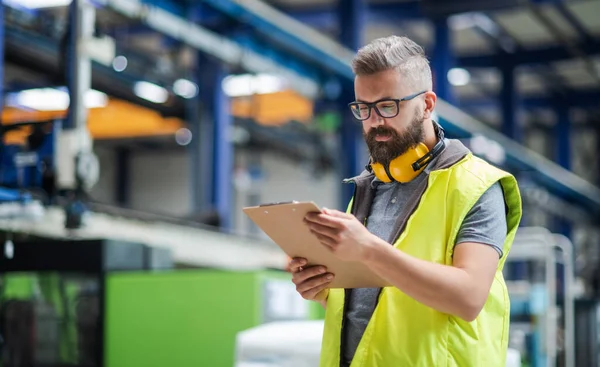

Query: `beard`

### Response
(364, 109, 425, 167)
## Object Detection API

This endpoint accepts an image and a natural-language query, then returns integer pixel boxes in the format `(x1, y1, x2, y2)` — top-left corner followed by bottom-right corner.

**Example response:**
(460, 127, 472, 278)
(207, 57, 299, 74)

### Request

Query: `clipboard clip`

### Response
(259, 200, 299, 207)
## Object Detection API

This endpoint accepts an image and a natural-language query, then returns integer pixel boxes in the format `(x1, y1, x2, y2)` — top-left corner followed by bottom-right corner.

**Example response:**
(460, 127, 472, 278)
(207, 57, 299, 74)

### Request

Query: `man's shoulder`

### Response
(443, 148, 513, 186)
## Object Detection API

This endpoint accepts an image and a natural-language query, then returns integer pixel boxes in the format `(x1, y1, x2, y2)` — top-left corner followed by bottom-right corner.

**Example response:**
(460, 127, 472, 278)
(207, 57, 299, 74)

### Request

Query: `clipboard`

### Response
(243, 201, 389, 289)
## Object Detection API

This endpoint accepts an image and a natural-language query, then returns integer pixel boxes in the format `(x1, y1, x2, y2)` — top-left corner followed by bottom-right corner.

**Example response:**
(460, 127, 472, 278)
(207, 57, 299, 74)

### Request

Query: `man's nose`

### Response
(366, 111, 384, 127)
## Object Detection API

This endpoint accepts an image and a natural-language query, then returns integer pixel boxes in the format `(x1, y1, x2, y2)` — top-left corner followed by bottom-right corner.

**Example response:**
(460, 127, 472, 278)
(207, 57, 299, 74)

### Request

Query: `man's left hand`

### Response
(304, 208, 377, 262)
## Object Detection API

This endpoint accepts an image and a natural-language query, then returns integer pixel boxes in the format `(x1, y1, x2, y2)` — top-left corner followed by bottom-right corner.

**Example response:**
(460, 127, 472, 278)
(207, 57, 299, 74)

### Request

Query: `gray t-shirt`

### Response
(341, 169, 508, 366)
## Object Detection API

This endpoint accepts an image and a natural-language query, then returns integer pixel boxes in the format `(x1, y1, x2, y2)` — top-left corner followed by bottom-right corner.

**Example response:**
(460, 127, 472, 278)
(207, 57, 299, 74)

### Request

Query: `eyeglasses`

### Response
(348, 91, 427, 121)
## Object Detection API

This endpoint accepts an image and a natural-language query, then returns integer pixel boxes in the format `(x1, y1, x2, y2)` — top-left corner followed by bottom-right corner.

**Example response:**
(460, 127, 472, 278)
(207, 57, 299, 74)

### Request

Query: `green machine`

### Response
(0, 237, 322, 367)
(106, 270, 324, 367)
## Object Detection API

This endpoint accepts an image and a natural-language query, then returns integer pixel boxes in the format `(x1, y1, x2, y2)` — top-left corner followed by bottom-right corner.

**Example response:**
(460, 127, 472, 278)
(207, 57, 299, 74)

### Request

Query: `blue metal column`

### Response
(64, 0, 80, 131)
(211, 61, 233, 231)
(189, 55, 212, 216)
(194, 53, 232, 230)
(65, 0, 93, 131)
(338, 0, 366, 207)
(0, 1, 4, 121)
(433, 18, 455, 105)
(555, 104, 572, 239)
(555, 105, 571, 170)
(188, 6, 214, 218)
(500, 64, 521, 142)
(500, 62, 526, 281)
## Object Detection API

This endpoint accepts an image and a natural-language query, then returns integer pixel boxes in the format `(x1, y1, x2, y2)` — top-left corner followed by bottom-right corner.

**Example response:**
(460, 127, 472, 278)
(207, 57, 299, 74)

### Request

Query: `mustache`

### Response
(367, 126, 397, 140)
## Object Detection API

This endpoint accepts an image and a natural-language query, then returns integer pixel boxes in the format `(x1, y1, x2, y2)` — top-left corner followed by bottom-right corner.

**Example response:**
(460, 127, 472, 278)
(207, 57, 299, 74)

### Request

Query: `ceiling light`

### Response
(84, 89, 109, 109)
(133, 81, 169, 104)
(175, 128, 193, 146)
(173, 79, 199, 99)
(112, 55, 128, 72)
(4, 0, 71, 9)
(6, 87, 108, 111)
(15, 88, 70, 111)
(222, 73, 286, 97)
(447, 68, 471, 87)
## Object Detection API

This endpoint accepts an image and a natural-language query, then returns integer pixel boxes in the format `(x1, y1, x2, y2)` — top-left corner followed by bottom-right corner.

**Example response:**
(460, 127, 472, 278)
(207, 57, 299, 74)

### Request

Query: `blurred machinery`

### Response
(0, 248, 320, 367)
(0, 0, 102, 230)
(0, 119, 98, 229)
(234, 320, 325, 367)
(0, 237, 172, 367)
(233, 320, 524, 367)
(504, 227, 583, 367)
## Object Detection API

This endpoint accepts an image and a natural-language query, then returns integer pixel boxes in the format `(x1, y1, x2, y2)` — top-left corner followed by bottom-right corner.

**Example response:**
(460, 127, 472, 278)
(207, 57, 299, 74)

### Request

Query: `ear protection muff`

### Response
(368, 122, 446, 183)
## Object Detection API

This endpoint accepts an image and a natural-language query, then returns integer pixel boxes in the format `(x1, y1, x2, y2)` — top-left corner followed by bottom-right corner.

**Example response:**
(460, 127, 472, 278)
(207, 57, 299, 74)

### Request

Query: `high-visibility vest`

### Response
(319, 153, 522, 367)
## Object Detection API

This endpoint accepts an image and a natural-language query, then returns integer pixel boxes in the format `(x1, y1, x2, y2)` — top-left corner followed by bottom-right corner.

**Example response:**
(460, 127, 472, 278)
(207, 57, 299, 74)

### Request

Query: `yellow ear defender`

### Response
(368, 122, 446, 184)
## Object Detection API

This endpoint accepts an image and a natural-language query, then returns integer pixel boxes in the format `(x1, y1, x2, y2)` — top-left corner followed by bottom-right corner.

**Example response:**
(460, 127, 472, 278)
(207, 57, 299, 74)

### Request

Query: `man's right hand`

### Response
(289, 257, 334, 307)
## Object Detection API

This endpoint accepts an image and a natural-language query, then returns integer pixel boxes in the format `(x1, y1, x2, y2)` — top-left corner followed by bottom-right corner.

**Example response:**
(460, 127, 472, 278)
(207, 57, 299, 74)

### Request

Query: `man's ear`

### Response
(423, 91, 437, 120)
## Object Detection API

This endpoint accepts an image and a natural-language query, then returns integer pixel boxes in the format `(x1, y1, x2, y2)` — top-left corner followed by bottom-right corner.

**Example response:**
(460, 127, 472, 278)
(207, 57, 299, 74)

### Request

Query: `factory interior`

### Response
(0, 0, 599, 366)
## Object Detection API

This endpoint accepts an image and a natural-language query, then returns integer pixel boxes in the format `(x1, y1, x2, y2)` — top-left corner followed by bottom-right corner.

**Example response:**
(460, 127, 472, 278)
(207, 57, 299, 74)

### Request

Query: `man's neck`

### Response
(423, 119, 438, 150)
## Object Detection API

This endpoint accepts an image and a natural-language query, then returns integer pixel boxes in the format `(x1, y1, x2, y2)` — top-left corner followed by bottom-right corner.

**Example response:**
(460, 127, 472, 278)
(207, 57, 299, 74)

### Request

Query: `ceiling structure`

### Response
(4, 0, 600, 126)
(265, 0, 600, 129)
(2, 0, 600, 209)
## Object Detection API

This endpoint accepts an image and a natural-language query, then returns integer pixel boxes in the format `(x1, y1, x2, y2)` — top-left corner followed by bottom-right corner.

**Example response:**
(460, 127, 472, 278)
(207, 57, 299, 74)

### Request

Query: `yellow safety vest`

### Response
(320, 153, 522, 367)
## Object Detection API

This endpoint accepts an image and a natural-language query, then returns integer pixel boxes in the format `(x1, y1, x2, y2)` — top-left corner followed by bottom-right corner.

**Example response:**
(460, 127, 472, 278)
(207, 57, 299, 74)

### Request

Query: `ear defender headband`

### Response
(368, 122, 446, 184)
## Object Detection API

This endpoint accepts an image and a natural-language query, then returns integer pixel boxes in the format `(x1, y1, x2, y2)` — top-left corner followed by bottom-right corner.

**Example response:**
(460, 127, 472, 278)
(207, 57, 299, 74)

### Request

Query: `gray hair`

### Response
(351, 35, 433, 91)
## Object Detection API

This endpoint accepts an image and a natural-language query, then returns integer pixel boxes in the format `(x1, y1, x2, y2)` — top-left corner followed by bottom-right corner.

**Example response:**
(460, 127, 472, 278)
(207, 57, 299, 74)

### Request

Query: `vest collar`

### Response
(343, 139, 472, 234)
(344, 138, 472, 185)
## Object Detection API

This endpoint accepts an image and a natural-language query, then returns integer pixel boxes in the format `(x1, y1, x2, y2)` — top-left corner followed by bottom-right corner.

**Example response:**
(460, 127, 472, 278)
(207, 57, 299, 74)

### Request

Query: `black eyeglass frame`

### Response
(348, 90, 427, 121)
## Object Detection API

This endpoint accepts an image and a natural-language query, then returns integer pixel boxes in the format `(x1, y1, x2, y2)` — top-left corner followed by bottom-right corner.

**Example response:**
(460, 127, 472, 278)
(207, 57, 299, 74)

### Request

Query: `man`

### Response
(289, 36, 522, 367)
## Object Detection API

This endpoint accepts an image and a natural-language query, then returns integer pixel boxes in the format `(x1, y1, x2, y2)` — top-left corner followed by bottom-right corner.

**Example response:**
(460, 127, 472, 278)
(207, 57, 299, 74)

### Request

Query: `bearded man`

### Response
(288, 35, 522, 367)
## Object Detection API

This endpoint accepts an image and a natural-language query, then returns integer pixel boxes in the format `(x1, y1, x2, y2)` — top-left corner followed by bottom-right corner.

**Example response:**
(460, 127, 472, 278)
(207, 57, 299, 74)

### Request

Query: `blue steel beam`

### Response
(555, 104, 572, 238)
(500, 64, 521, 142)
(284, 1, 423, 26)
(555, 104, 571, 170)
(191, 52, 233, 230)
(284, 5, 600, 69)
(282, 0, 571, 27)
(432, 18, 455, 104)
(0, 0, 4, 124)
(458, 40, 600, 67)
(554, 3, 594, 43)
(188, 68, 211, 215)
(199, 0, 356, 80)
(437, 100, 600, 215)
(338, 0, 366, 207)
(460, 89, 600, 110)
(210, 60, 233, 231)
(98, 0, 322, 98)
(64, 0, 79, 130)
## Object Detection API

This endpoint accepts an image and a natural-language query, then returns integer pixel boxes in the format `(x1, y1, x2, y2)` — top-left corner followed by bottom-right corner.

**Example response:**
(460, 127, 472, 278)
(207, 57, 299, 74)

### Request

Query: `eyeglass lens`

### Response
(350, 100, 398, 120)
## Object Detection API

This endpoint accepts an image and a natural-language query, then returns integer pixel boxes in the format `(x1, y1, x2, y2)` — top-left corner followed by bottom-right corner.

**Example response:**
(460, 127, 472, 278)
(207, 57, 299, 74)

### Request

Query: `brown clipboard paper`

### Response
(243, 201, 389, 289)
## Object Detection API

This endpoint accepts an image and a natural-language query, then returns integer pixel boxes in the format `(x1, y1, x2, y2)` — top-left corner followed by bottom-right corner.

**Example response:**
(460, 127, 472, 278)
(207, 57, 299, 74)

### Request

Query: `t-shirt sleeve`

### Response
(455, 181, 508, 258)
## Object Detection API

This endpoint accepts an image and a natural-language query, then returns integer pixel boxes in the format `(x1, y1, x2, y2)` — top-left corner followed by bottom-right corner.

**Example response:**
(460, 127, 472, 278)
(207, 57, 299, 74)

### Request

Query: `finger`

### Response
(297, 272, 335, 294)
(304, 213, 345, 229)
(311, 231, 337, 251)
(313, 288, 330, 302)
(306, 222, 339, 240)
(303, 281, 332, 301)
(322, 208, 352, 219)
(288, 257, 307, 273)
(292, 265, 327, 284)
